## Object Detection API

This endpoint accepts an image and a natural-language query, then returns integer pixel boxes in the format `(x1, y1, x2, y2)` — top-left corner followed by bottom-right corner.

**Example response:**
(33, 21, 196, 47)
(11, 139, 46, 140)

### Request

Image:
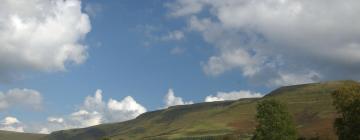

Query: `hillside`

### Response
(0, 130, 46, 140)
(2, 80, 355, 140)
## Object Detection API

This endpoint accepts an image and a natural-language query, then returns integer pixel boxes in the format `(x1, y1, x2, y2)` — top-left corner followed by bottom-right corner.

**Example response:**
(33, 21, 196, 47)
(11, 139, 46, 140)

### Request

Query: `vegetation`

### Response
(252, 99, 297, 140)
(0, 130, 46, 140)
(3, 80, 358, 140)
(44, 80, 351, 140)
(332, 83, 360, 140)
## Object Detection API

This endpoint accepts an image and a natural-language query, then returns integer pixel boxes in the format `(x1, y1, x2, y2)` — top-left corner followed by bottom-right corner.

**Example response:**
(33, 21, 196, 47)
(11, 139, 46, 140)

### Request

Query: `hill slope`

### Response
(0, 130, 46, 140)
(41, 80, 354, 140)
(0, 80, 352, 140)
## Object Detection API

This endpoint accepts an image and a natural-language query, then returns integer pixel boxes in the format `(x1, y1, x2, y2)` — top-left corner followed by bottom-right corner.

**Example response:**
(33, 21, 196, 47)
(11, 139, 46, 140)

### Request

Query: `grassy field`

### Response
(3, 80, 354, 140)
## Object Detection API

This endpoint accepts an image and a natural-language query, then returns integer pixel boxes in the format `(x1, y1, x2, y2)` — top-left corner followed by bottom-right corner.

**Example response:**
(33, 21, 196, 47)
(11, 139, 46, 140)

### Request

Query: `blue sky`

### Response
(0, 0, 359, 134)
(0, 0, 268, 132)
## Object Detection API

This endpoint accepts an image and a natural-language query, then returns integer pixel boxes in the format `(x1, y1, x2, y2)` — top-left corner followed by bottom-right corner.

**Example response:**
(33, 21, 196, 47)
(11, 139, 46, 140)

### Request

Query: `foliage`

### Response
(332, 83, 360, 140)
(252, 99, 297, 140)
(297, 136, 319, 140)
(172, 134, 244, 140)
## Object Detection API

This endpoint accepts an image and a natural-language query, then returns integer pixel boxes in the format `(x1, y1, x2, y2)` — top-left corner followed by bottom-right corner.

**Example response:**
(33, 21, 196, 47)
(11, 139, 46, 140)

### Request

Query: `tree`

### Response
(252, 99, 297, 140)
(332, 83, 360, 140)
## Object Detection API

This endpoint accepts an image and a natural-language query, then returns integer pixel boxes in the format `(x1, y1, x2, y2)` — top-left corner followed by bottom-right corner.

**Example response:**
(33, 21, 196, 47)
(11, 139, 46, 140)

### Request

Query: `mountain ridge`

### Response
(2, 80, 356, 140)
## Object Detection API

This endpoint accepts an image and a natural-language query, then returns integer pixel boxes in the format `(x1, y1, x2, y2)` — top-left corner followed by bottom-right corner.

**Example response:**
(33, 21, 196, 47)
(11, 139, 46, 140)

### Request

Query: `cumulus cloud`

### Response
(107, 96, 147, 121)
(0, 0, 91, 81)
(167, 0, 360, 86)
(70, 110, 102, 127)
(0, 117, 24, 132)
(205, 90, 262, 102)
(39, 89, 146, 133)
(0, 88, 42, 111)
(164, 89, 193, 107)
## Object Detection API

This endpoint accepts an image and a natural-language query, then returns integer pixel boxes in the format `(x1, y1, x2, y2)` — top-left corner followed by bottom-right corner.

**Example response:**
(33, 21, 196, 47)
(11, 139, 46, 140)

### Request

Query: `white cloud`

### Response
(138, 24, 187, 48)
(84, 2, 102, 18)
(0, 117, 24, 132)
(0, 88, 42, 111)
(83, 89, 105, 111)
(1, 117, 20, 125)
(270, 71, 321, 87)
(47, 117, 64, 124)
(164, 89, 193, 108)
(203, 49, 259, 76)
(167, 0, 360, 86)
(165, 0, 204, 17)
(70, 110, 102, 127)
(161, 30, 185, 41)
(0, 0, 91, 81)
(39, 89, 146, 133)
(38, 128, 50, 134)
(107, 96, 147, 121)
(205, 90, 262, 102)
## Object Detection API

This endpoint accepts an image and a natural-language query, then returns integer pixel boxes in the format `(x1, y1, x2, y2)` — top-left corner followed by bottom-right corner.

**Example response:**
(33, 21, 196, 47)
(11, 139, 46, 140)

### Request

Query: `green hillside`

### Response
(42, 80, 353, 140)
(0, 130, 46, 140)
(2, 80, 354, 140)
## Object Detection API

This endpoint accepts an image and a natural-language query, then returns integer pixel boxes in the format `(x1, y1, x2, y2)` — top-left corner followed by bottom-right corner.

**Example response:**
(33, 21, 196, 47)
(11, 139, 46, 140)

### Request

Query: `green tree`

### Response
(252, 99, 297, 140)
(332, 83, 360, 140)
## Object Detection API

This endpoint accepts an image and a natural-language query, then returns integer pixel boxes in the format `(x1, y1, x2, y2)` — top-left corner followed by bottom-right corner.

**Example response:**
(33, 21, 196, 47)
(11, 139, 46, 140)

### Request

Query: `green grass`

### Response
(0, 130, 46, 140)
(6, 80, 357, 140)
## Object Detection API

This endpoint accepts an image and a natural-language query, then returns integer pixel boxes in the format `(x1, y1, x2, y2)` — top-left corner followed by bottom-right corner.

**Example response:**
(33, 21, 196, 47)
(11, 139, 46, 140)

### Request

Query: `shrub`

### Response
(332, 83, 360, 140)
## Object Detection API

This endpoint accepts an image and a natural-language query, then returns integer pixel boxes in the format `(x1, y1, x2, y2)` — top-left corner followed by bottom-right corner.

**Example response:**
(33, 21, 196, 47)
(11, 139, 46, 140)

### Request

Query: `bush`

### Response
(332, 83, 360, 140)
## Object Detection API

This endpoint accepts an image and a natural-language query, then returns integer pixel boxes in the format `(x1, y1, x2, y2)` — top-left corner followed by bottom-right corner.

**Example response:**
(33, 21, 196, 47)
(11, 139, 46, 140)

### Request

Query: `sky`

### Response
(0, 0, 360, 134)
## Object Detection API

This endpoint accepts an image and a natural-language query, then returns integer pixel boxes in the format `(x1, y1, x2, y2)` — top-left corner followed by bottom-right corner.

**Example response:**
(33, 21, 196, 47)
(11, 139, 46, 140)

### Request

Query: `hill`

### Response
(3, 80, 356, 140)
(0, 130, 46, 140)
